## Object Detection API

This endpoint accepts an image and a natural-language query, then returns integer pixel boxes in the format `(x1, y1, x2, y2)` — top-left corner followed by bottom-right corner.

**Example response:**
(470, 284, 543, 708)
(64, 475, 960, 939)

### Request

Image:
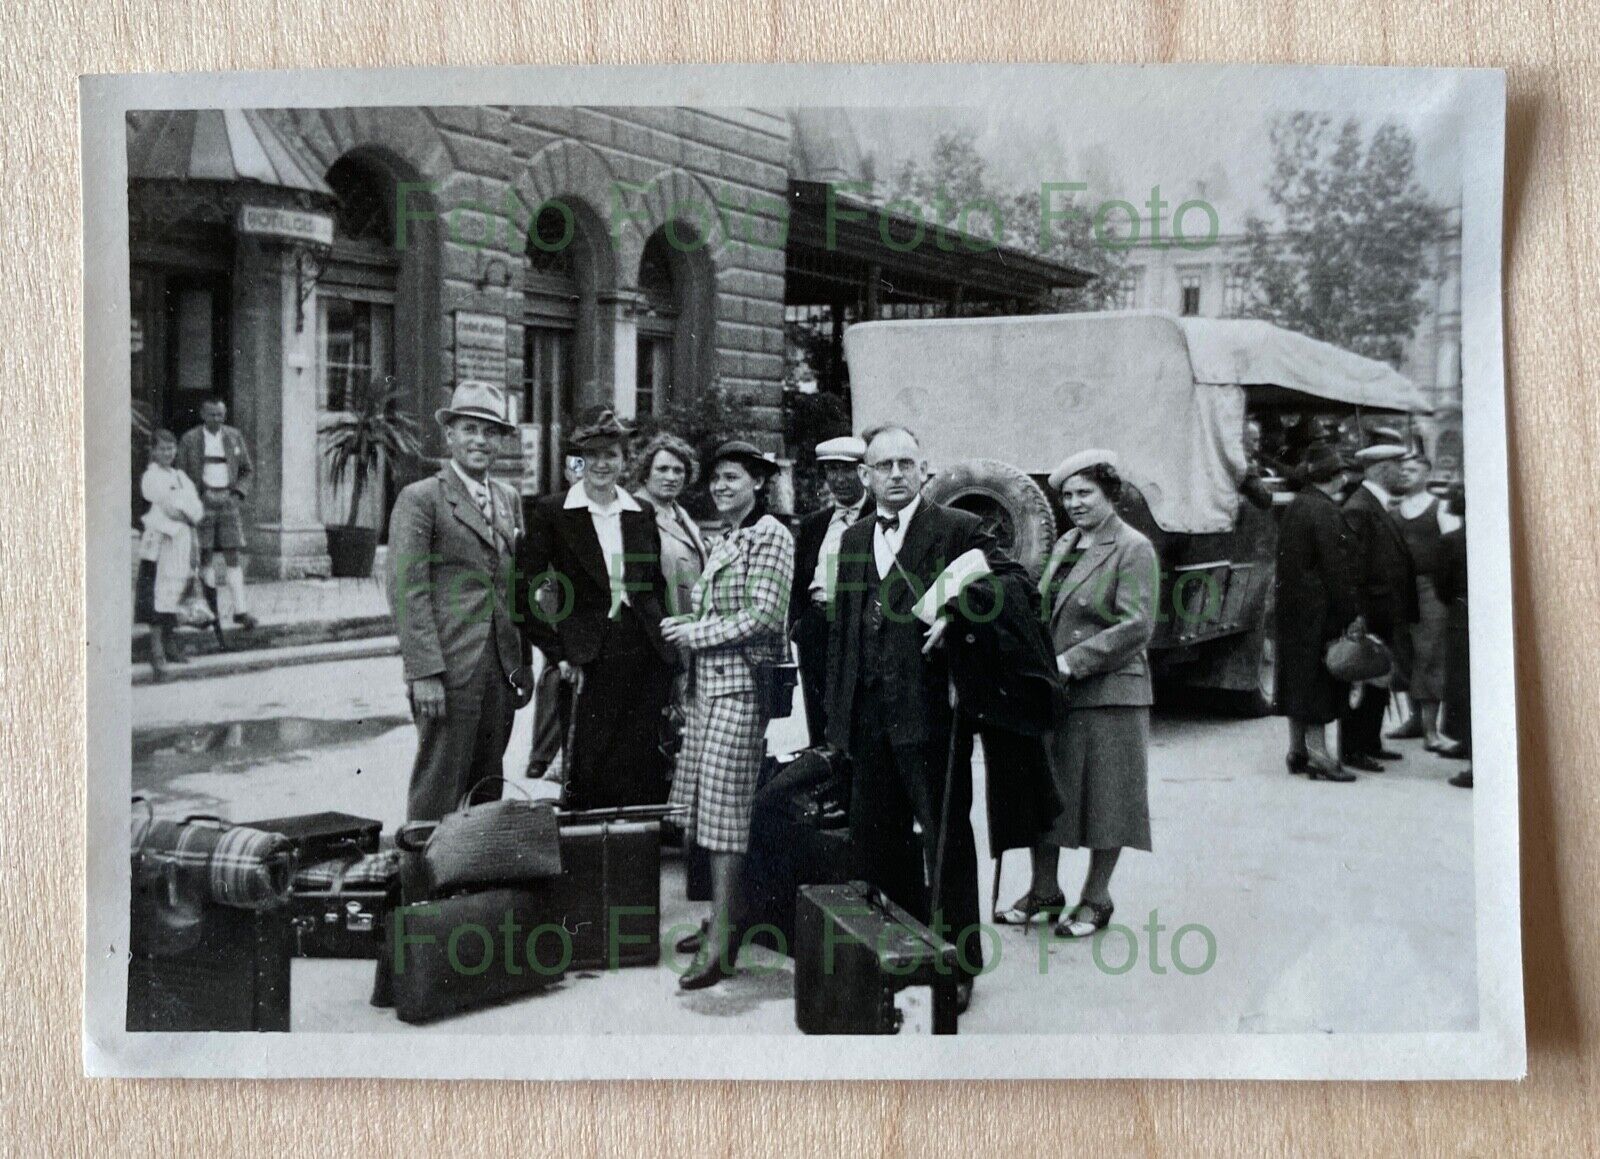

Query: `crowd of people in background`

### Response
(1268, 421, 1473, 789)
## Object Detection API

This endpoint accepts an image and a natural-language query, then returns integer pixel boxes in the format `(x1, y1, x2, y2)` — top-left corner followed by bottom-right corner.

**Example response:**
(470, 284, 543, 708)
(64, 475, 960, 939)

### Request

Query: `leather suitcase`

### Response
(127, 903, 293, 1032)
(793, 881, 960, 1035)
(545, 809, 662, 971)
(740, 749, 858, 955)
(288, 851, 402, 959)
(388, 887, 569, 1024)
(245, 811, 381, 864)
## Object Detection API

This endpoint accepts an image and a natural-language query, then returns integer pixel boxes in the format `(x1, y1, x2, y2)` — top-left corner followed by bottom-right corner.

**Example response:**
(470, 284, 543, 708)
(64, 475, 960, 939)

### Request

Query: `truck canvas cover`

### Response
(843, 311, 1429, 535)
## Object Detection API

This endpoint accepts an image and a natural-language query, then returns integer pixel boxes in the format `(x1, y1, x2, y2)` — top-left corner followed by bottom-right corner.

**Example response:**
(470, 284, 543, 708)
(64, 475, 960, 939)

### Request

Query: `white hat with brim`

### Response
(435, 380, 515, 431)
(815, 436, 867, 464)
(1354, 443, 1408, 463)
(1048, 448, 1121, 491)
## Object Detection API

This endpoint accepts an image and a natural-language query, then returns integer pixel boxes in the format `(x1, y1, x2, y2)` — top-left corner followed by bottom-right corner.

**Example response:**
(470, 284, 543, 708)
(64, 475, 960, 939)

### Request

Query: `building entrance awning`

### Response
(783, 180, 1092, 312)
(128, 110, 334, 194)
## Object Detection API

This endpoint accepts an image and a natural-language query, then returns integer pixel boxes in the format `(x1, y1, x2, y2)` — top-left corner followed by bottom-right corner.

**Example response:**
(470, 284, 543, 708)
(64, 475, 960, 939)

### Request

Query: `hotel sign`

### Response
(235, 205, 335, 247)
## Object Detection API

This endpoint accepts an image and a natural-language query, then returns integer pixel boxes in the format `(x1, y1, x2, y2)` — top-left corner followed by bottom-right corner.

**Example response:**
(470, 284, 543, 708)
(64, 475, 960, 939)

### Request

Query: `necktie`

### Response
(877, 513, 900, 533)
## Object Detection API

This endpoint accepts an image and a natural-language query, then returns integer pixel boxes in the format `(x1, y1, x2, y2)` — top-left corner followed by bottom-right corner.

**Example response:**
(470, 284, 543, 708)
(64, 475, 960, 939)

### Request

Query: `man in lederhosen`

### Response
(789, 436, 873, 747)
(178, 396, 256, 632)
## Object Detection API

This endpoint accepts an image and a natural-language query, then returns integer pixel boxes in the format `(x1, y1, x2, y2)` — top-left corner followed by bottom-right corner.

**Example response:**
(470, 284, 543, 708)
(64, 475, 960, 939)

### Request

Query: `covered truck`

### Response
(841, 310, 1430, 713)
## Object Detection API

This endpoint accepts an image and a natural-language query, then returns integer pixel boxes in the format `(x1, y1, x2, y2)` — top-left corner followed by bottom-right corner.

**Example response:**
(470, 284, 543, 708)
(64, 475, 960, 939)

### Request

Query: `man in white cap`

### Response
(789, 435, 874, 745)
(1339, 440, 1419, 772)
(386, 381, 529, 820)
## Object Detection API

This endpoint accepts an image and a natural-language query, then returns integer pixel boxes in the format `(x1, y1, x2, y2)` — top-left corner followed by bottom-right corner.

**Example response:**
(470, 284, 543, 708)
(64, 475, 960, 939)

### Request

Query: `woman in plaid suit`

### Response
(660, 440, 795, 991)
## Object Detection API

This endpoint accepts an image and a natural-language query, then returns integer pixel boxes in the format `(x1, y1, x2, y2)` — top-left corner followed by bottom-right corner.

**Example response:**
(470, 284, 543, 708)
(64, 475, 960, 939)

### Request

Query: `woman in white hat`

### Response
(996, 449, 1159, 938)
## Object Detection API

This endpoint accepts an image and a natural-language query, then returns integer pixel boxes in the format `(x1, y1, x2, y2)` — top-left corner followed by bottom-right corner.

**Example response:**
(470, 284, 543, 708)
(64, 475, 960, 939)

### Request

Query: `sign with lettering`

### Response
(235, 205, 335, 247)
(454, 311, 508, 388)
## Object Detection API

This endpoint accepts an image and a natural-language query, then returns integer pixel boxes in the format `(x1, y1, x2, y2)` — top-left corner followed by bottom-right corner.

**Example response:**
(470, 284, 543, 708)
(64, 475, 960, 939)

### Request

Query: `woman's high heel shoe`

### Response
(675, 918, 710, 955)
(1306, 755, 1357, 782)
(1286, 751, 1310, 776)
(994, 888, 1067, 925)
(678, 924, 743, 991)
(1054, 899, 1114, 939)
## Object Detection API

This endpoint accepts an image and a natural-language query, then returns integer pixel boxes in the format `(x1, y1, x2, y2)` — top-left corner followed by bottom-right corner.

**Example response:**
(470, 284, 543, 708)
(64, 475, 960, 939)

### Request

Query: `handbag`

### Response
(421, 776, 562, 894)
(754, 660, 801, 720)
(1324, 633, 1393, 684)
(174, 570, 215, 627)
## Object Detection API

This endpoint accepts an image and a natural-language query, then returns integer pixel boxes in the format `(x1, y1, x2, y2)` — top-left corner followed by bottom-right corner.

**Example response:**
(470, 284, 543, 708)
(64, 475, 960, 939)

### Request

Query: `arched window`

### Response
(635, 225, 714, 419)
(635, 231, 679, 418)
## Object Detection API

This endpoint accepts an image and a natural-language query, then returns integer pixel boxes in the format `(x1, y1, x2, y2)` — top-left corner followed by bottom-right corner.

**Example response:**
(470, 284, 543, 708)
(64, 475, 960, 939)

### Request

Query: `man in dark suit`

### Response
(515, 407, 676, 809)
(790, 435, 874, 747)
(386, 381, 529, 821)
(824, 424, 1025, 1011)
(1339, 442, 1420, 771)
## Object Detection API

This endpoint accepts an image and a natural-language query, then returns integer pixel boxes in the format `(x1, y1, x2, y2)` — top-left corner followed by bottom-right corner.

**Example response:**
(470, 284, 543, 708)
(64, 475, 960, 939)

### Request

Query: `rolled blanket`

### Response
(135, 816, 298, 909)
(292, 850, 402, 890)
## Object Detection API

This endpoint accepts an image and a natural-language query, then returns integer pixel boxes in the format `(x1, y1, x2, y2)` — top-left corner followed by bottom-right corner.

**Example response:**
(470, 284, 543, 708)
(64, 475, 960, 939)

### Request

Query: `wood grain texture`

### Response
(4, 0, 1596, 1151)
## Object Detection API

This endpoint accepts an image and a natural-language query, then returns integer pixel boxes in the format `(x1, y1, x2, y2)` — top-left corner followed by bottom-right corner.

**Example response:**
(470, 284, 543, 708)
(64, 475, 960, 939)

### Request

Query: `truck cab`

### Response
(841, 310, 1431, 713)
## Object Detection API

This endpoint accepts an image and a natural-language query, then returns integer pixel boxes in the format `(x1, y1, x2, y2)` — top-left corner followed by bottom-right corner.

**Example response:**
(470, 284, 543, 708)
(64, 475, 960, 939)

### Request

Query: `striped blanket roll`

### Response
(133, 816, 298, 909)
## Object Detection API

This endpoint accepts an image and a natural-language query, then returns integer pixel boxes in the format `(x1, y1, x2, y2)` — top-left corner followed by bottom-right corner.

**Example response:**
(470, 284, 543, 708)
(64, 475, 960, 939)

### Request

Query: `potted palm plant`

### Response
(321, 374, 424, 578)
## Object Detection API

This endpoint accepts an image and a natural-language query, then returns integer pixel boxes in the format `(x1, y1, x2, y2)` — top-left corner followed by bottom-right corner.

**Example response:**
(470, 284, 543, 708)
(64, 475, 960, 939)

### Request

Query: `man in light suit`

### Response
(387, 381, 529, 821)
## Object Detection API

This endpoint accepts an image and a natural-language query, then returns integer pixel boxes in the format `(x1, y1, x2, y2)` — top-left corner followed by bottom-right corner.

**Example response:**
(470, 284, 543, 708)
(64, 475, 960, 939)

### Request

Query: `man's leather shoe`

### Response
(1344, 754, 1384, 773)
(1373, 748, 1404, 760)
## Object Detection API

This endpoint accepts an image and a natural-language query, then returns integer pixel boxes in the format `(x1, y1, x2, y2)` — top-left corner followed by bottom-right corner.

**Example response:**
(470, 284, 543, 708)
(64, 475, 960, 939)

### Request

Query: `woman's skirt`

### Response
(1045, 704, 1152, 852)
(669, 673, 767, 854)
(562, 614, 674, 810)
(1407, 575, 1449, 701)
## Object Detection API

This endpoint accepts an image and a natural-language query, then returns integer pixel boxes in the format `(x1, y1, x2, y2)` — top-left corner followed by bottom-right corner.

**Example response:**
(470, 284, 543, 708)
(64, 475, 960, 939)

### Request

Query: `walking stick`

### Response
(929, 711, 961, 947)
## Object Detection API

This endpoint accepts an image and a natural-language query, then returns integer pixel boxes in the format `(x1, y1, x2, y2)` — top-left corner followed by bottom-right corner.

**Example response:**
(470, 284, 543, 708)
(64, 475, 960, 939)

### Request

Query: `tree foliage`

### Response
(1240, 113, 1445, 365)
(884, 131, 1127, 312)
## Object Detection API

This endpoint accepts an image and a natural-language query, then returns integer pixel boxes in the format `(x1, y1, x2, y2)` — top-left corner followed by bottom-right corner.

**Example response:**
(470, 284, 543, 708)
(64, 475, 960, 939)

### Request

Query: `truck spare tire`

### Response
(922, 458, 1058, 577)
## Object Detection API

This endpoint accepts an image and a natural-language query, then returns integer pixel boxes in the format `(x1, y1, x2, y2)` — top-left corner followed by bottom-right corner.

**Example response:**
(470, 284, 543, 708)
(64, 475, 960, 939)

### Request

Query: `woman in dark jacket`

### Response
(517, 407, 677, 809)
(1274, 443, 1363, 781)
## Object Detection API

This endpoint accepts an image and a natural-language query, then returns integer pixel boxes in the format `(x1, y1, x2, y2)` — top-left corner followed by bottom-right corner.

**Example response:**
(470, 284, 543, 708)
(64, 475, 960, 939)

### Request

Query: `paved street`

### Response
(133, 654, 1477, 1036)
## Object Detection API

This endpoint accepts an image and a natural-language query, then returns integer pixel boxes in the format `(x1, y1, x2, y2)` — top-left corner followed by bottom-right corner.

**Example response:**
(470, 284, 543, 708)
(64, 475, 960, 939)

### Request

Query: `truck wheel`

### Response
(923, 458, 1058, 576)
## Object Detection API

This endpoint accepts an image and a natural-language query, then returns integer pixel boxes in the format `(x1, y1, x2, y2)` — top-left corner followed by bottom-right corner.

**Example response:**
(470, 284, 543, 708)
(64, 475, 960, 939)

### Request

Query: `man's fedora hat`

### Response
(435, 380, 515, 431)
(710, 439, 779, 478)
(564, 405, 633, 453)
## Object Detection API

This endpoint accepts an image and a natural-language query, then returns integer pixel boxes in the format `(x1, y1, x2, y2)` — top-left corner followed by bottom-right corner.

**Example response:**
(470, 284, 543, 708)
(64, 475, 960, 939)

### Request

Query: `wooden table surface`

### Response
(4, 2, 1596, 1152)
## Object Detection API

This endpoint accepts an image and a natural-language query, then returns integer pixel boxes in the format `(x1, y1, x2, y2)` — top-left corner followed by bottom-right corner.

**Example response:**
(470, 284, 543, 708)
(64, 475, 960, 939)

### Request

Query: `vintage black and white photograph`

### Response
(82, 63, 1519, 1079)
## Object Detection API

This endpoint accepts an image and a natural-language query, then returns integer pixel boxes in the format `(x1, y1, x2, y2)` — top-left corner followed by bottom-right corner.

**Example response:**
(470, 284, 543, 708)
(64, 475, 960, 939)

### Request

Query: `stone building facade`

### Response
(130, 106, 793, 577)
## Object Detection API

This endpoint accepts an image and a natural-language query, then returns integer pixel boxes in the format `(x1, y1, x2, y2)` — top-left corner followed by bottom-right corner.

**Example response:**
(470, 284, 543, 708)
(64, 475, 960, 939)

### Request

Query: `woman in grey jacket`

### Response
(996, 450, 1160, 939)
